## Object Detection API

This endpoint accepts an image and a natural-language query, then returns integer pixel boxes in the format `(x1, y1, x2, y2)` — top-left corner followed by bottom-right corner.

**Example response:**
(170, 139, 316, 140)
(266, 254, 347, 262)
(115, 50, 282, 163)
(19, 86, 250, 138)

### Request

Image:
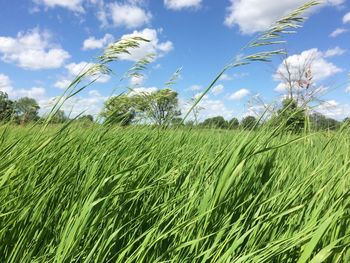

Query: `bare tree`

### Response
(186, 96, 204, 125)
(275, 51, 327, 109)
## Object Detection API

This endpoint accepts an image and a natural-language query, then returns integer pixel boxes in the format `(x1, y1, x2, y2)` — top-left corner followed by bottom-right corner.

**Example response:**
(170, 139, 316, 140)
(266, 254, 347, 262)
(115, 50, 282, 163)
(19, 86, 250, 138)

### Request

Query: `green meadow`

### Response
(1, 1, 349, 262)
(0, 124, 349, 262)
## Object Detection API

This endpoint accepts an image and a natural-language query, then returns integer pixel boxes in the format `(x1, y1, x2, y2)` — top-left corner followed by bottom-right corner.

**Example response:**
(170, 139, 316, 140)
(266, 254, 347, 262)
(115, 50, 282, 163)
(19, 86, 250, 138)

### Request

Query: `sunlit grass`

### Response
(0, 123, 349, 262)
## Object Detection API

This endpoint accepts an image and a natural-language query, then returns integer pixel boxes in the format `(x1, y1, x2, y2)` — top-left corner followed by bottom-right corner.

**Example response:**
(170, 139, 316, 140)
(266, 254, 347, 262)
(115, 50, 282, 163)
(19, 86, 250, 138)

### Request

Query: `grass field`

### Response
(0, 123, 349, 262)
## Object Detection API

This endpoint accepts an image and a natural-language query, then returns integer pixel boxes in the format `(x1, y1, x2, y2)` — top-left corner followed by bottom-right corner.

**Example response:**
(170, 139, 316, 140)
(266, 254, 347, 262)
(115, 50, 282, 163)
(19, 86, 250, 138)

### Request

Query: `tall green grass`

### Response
(0, 123, 349, 262)
(1, 2, 349, 262)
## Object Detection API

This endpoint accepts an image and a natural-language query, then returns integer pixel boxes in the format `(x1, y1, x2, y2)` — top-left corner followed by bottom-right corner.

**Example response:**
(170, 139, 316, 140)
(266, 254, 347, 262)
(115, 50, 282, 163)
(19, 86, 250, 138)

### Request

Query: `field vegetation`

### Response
(0, 1, 349, 262)
(0, 124, 350, 262)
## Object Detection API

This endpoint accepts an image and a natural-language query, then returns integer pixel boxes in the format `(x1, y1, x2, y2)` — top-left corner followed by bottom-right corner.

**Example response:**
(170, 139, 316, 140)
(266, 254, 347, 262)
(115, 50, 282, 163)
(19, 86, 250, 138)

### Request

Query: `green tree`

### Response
(44, 110, 69, 124)
(241, 116, 257, 130)
(171, 117, 183, 126)
(78, 115, 94, 122)
(15, 97, 40, 124)
(201, 116, 228, 129)
(101, 89, 180, 126)
(228, 117, 239, 129)
(310, 113, 340, 131)
(277, 99, 305, 132)
(0, 91, 14, 122)
(140, 89, 181, 126)
(100, 95, 137, 126)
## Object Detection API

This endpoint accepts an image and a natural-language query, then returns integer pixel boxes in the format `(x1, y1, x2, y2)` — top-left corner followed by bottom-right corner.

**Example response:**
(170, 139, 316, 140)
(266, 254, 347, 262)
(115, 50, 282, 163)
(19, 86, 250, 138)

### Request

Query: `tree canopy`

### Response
(201, 116, 228, 129)
(275, 98, 305, 132)
(241, 116, 258, 130)
(228, 118, 239, 129)
(15, 97, 40, 124)
(100, 89, 181, 126)
(0, 91, 14, 122)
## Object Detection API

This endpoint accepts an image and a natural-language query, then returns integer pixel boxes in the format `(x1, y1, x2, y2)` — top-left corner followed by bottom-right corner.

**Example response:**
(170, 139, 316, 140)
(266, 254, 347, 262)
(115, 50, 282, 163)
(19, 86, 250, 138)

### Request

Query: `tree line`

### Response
(0, 89, 347, 132)
(0, 91, 93, 124)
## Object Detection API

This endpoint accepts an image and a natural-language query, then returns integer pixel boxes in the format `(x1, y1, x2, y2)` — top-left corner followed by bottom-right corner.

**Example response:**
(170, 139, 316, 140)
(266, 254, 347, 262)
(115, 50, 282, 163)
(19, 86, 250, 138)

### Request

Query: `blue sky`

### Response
(0, 0, 350, 120)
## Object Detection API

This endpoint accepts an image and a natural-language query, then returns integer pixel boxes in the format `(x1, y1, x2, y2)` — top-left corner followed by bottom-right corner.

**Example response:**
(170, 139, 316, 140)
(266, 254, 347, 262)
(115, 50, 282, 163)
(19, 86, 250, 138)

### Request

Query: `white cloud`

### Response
(0, 74, 12, 94)
(329, 28, 348, 37)
(219, 72, 249, 81)
(343, 12, 350, 24)
(346, 85, 350, 93)
(107, 2, 151, 29)
(194, 92, 209, 100)
(315, 100, 350, 120)
(33, 0, 84, 12)
(0, 28, 70, 70)
(275, 82, 328, 96)
(211, 84, 224, 95)
(118, 28, 173, 62)
(128, 87, 157, 96)
(54, 61, 110, 89)
(229, 89, 250, 101)
(189, 85, 202, 91)
(243, 104, 265, 118)
(15, 87, 46, 99)
(82, 33, 113, 50)
(54, 79, 72, 89)
(65, 61, 94, 76)
(275, 82, 290, 93)
(182, 96, 234, 120)
(41, 89, 108, 117)
(164, 0, 202, 10)
(130, 75, 146, 86)
(225, 0, 345, 34)
(219, 74, 233, 81)
(0, 73, 107, 118)
(0, 73, 46, 101)
(198, 99, 233, 120)
(324, 46, 346, 58)
(275, 48, 342, 83)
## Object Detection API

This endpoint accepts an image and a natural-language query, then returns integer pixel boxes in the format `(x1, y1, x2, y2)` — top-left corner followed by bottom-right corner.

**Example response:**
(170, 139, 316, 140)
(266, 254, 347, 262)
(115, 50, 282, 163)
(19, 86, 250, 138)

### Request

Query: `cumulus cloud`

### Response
(0, 74, 13, 94)
(324, 47, 346, 58)
(0, 73, 46, 100)
(211, 84, 224, 95)
(219, 74, 233, 81)
(0, 28, 70, 70)
(33, 0, 84, 12)
(98, 2, 152, 29)
(275, 82, 328, 97)
(164, 0, 202, 10)
(343, 12, 350, 24)
(128, 87, 157, 96)
(329, 28, 348, 38)
(0, 73, 108, 118)
(315, 100, 350, 120)
(118, 28, 173, 62)
(224, 0, 345, 34)
(129, 75, 146, 86)
(275, 48, 342, 83)
(182, 96, 234, 120)
(229, 89, 250, 101)
(41, 89, 108, 117)
(275, 82, 302, 93)
(346, 85, 350, 93)
(82, 33, 113, 50)
(54, 61, 110, 89)
(54, 79, 72, 90)
(199, 99, 233, 120)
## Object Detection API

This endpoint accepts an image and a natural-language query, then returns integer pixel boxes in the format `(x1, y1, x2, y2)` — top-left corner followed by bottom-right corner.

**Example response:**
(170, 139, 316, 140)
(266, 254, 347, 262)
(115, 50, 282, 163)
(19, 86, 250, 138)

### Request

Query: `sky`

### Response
(0, 0, 350, 121)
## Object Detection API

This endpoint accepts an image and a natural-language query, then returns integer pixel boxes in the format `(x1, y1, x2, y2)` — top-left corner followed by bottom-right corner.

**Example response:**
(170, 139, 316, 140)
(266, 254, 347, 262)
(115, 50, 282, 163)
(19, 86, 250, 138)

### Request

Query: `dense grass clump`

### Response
(0, 124, 349, 262)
